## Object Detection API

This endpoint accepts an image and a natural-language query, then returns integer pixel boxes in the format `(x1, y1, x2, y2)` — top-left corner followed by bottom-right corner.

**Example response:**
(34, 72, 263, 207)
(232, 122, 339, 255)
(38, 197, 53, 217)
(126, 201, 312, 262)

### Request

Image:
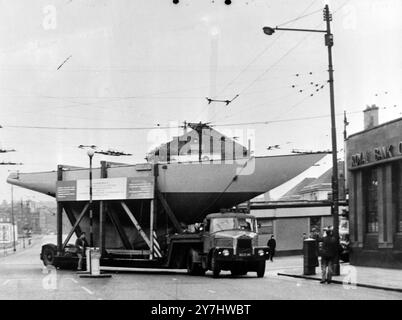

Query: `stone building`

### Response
(346, 105, 402, 268)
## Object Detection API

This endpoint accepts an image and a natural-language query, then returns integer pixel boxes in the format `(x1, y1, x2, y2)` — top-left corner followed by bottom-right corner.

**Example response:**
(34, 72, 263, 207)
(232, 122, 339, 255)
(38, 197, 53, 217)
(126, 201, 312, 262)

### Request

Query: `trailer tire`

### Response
(187, 250, 206, 276)
(256, 260, 266, 278)
(211, 257, 220, 278)
(42, 245, 56, 266)
(187, 252, 197, 275)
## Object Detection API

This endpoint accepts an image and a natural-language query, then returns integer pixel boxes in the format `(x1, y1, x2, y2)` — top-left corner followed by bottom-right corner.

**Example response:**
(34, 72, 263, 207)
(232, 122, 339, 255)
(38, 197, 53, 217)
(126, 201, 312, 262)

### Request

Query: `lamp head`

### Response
(263, 26, 276, 35)
(87, 149, 95, 157)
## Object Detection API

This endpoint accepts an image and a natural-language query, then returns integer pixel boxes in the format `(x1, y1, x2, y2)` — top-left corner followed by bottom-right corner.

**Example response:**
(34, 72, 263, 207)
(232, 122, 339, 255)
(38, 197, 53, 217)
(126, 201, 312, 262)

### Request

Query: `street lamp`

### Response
(87, 148, 95, 247)
(263, 5, 340, 274)
(11, 185, 16, 252)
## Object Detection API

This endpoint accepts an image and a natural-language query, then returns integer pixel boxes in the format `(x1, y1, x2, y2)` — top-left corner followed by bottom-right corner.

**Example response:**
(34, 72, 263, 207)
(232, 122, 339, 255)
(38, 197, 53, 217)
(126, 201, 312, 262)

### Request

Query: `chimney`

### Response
(363, 104, 379, 130)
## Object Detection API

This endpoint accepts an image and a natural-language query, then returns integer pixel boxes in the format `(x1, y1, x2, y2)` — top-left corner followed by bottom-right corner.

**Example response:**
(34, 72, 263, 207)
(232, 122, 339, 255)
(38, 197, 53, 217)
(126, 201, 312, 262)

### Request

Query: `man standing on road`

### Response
(267, 235, 276, 262)
(319, 227, 337, 284)
(75, 232, 88, 271)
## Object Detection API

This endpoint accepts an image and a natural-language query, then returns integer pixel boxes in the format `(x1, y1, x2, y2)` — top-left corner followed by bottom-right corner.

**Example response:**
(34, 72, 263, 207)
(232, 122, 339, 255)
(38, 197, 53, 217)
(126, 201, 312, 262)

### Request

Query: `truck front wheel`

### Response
(42, 245, 56, 266)
(211, 257, 220, 278)
(256, 260, 266, 278)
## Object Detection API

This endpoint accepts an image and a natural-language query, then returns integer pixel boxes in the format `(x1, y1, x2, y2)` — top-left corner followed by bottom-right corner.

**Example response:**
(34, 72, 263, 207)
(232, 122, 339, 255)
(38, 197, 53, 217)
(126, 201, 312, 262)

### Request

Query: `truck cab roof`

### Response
(205, 212, 255, 220)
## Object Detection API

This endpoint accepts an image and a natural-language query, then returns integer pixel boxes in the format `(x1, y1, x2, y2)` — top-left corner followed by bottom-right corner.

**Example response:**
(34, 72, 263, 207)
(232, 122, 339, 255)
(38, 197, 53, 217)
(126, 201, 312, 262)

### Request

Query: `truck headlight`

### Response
(258, 249, 264, 256)
(222, 249, 230, 256)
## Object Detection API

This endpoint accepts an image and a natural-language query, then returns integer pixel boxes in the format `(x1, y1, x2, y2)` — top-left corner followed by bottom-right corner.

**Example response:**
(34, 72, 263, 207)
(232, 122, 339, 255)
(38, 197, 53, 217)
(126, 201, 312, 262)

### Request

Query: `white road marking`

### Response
(3, 280, 10, 285)
(208, 290, 216, 293)
(81, 286, 94, 295)
(66, 278, 78, 284)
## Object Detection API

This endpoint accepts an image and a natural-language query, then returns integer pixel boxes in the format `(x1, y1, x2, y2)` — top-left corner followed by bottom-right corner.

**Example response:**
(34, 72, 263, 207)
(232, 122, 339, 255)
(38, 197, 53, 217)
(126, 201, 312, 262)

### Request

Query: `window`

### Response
(392, 161, 402, 233)
(257, 219, 273, 234)
(364, 167, 379, 233)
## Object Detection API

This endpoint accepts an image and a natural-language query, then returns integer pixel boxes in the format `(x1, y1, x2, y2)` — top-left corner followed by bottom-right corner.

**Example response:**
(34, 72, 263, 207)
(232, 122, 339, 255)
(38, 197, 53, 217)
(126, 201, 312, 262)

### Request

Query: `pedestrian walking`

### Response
(319, 226, 337, 284)
(75, 232, 88, 271)
(267, 235, 276, 262)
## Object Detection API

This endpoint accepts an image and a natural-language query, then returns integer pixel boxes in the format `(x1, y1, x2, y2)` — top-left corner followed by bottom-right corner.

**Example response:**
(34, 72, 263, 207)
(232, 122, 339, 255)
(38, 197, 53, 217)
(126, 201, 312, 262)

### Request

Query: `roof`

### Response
(300, 161, 344, 193)
(205, 212, 255, 219)
(279, 178, 315, 201)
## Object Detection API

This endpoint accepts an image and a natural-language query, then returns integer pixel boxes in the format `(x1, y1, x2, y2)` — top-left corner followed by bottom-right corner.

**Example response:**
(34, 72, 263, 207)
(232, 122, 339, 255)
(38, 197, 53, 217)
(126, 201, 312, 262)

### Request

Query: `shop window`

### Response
(257, 219, 273, 234)
(310, 216, 321, 233)
(364, 167, 378, 233)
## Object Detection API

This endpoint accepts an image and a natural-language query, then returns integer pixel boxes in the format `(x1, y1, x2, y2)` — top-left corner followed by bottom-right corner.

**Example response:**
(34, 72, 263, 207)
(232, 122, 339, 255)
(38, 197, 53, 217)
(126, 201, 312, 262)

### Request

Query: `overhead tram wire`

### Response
(3, 106, 386, 131)
(195, 2, 323, 124)
(209, 20, 325, 123)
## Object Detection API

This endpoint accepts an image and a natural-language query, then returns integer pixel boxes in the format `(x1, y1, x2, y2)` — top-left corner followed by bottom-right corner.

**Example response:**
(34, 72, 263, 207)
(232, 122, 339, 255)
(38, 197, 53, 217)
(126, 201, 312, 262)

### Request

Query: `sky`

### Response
(0, 0, 401, 202)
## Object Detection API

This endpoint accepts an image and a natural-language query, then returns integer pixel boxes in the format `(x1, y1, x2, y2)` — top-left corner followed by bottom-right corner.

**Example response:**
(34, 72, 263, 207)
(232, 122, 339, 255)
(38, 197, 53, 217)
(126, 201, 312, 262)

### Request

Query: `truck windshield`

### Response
(210, 217, 256, 233)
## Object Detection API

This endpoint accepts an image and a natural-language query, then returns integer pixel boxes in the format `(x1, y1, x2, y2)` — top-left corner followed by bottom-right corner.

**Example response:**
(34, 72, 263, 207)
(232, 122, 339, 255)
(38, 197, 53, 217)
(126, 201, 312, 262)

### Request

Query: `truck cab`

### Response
(186, 212, 269, 278)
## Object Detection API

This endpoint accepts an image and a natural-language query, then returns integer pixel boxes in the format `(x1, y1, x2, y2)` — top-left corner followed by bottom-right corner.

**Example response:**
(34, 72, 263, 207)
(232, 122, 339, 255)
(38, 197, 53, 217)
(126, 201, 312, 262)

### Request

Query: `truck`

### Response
(40, 211, 269, 278)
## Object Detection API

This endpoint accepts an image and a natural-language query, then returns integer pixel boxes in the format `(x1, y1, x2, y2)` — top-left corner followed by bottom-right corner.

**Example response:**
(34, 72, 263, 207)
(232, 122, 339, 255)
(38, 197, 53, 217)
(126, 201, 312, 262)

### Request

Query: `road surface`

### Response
(0, 236, 401, 300)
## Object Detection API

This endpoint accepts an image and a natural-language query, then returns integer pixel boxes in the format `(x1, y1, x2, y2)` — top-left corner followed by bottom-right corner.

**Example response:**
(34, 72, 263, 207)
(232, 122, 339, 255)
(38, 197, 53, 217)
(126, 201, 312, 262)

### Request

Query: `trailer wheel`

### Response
(187, 252, 197, 275)
(187, 250, 206, 276)
(256, 260, 266, 278)
(42, 246, 56, 266)
(211, 257, 220, 278)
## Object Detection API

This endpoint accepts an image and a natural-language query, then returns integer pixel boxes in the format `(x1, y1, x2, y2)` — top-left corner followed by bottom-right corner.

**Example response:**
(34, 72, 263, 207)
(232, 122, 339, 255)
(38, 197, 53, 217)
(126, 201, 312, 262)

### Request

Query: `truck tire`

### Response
(42, 245, 56, 266)
(211, 257, 220, 278)
(256, 260, 266, 278)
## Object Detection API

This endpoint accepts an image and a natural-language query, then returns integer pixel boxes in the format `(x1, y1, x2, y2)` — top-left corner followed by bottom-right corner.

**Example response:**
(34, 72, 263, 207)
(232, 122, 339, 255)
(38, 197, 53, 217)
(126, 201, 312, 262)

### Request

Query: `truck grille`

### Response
(237, 238, 252, 254)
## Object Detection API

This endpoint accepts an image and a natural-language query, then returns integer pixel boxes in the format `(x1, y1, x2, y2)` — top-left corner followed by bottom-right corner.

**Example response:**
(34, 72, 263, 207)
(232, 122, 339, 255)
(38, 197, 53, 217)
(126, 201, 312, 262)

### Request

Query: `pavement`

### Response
(272, 255, 402, 293)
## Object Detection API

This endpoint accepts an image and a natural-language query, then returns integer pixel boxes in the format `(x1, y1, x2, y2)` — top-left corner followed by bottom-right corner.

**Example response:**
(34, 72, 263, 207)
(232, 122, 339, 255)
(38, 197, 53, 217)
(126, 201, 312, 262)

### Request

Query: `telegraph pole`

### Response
(324, 4, 340, 275)
(263, 4, 340, 275)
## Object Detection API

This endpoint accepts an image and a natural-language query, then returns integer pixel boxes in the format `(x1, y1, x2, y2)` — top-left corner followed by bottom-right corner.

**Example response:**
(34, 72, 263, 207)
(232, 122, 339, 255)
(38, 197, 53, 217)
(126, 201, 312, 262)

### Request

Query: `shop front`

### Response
(347, 118, 402, 268)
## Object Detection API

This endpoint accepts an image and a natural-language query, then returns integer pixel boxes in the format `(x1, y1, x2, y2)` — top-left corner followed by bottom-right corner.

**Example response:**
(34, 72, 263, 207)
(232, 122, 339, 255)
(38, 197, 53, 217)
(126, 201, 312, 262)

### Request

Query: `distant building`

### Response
(346, 105, 402, 268)
(277, 162, 345, 202)
(279, 178, 316, 201)
(145, 122, 249, 163)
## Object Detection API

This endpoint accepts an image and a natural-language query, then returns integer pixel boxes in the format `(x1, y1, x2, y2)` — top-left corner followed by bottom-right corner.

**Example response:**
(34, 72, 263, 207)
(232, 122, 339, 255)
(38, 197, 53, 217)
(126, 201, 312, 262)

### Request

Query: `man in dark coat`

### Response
(267, 235, 276, 262)
(319, 227, 337, 284)
(75, 232, 88, 271)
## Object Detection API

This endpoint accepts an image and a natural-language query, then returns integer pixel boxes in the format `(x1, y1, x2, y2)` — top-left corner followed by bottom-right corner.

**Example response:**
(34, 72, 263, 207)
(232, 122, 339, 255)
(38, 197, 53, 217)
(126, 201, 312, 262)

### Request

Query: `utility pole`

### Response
(324, 4, 340, 275)
(263, 4, 340, 275)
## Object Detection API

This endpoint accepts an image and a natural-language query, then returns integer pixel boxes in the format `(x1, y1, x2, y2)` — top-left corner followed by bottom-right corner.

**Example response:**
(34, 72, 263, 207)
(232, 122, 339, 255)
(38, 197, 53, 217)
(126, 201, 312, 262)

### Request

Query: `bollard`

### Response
(90, 248, 101, 276)
(303, 238, 318, 275)
(79, 247, 111, 278)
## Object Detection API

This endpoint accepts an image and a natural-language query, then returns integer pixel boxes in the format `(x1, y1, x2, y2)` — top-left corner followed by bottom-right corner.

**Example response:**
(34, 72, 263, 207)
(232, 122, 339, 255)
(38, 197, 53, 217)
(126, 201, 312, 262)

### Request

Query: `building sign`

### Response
(56, 177, 154, 201)
(351, 142, 402, 168)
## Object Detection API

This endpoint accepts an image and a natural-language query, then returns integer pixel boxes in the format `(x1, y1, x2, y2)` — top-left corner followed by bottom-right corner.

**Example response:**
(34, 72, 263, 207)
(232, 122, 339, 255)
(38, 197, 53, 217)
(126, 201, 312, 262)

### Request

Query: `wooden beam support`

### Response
(63, 205, 83, 237)
(62, 203, 89, 250)
(120, 202, 152, 249)
(156, 191, 183, 233)
(107, 207, 133, 250)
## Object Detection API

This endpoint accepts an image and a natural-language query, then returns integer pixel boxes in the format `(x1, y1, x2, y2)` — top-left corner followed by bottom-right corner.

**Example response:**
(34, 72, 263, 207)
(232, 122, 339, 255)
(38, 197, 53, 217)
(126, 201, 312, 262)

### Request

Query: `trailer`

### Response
(40, 161, 270, 277)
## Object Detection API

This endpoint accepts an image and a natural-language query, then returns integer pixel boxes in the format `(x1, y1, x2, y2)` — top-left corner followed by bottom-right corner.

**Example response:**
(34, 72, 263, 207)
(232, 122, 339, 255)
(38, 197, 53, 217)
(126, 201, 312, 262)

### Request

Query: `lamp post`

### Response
(87, 148, 95, 247)
(263, 4, 340, 274)
(10, 185, 16, 252)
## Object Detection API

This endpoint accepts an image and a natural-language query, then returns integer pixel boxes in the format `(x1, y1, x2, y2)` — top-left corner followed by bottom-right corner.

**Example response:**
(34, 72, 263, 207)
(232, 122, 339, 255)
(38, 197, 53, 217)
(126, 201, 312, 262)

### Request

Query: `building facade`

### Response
(347, 110, 402, 268)
(250, 202, 346, 255)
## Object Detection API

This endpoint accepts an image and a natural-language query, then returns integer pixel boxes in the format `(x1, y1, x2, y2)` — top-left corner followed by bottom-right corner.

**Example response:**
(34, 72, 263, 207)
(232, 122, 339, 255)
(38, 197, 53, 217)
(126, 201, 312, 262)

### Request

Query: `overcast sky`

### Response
(0, 0, 401, 201)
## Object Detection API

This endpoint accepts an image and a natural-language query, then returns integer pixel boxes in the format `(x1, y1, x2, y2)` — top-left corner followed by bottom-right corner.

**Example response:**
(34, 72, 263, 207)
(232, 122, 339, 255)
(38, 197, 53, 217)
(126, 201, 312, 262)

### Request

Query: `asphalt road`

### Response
(0, 236, 401, 300)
